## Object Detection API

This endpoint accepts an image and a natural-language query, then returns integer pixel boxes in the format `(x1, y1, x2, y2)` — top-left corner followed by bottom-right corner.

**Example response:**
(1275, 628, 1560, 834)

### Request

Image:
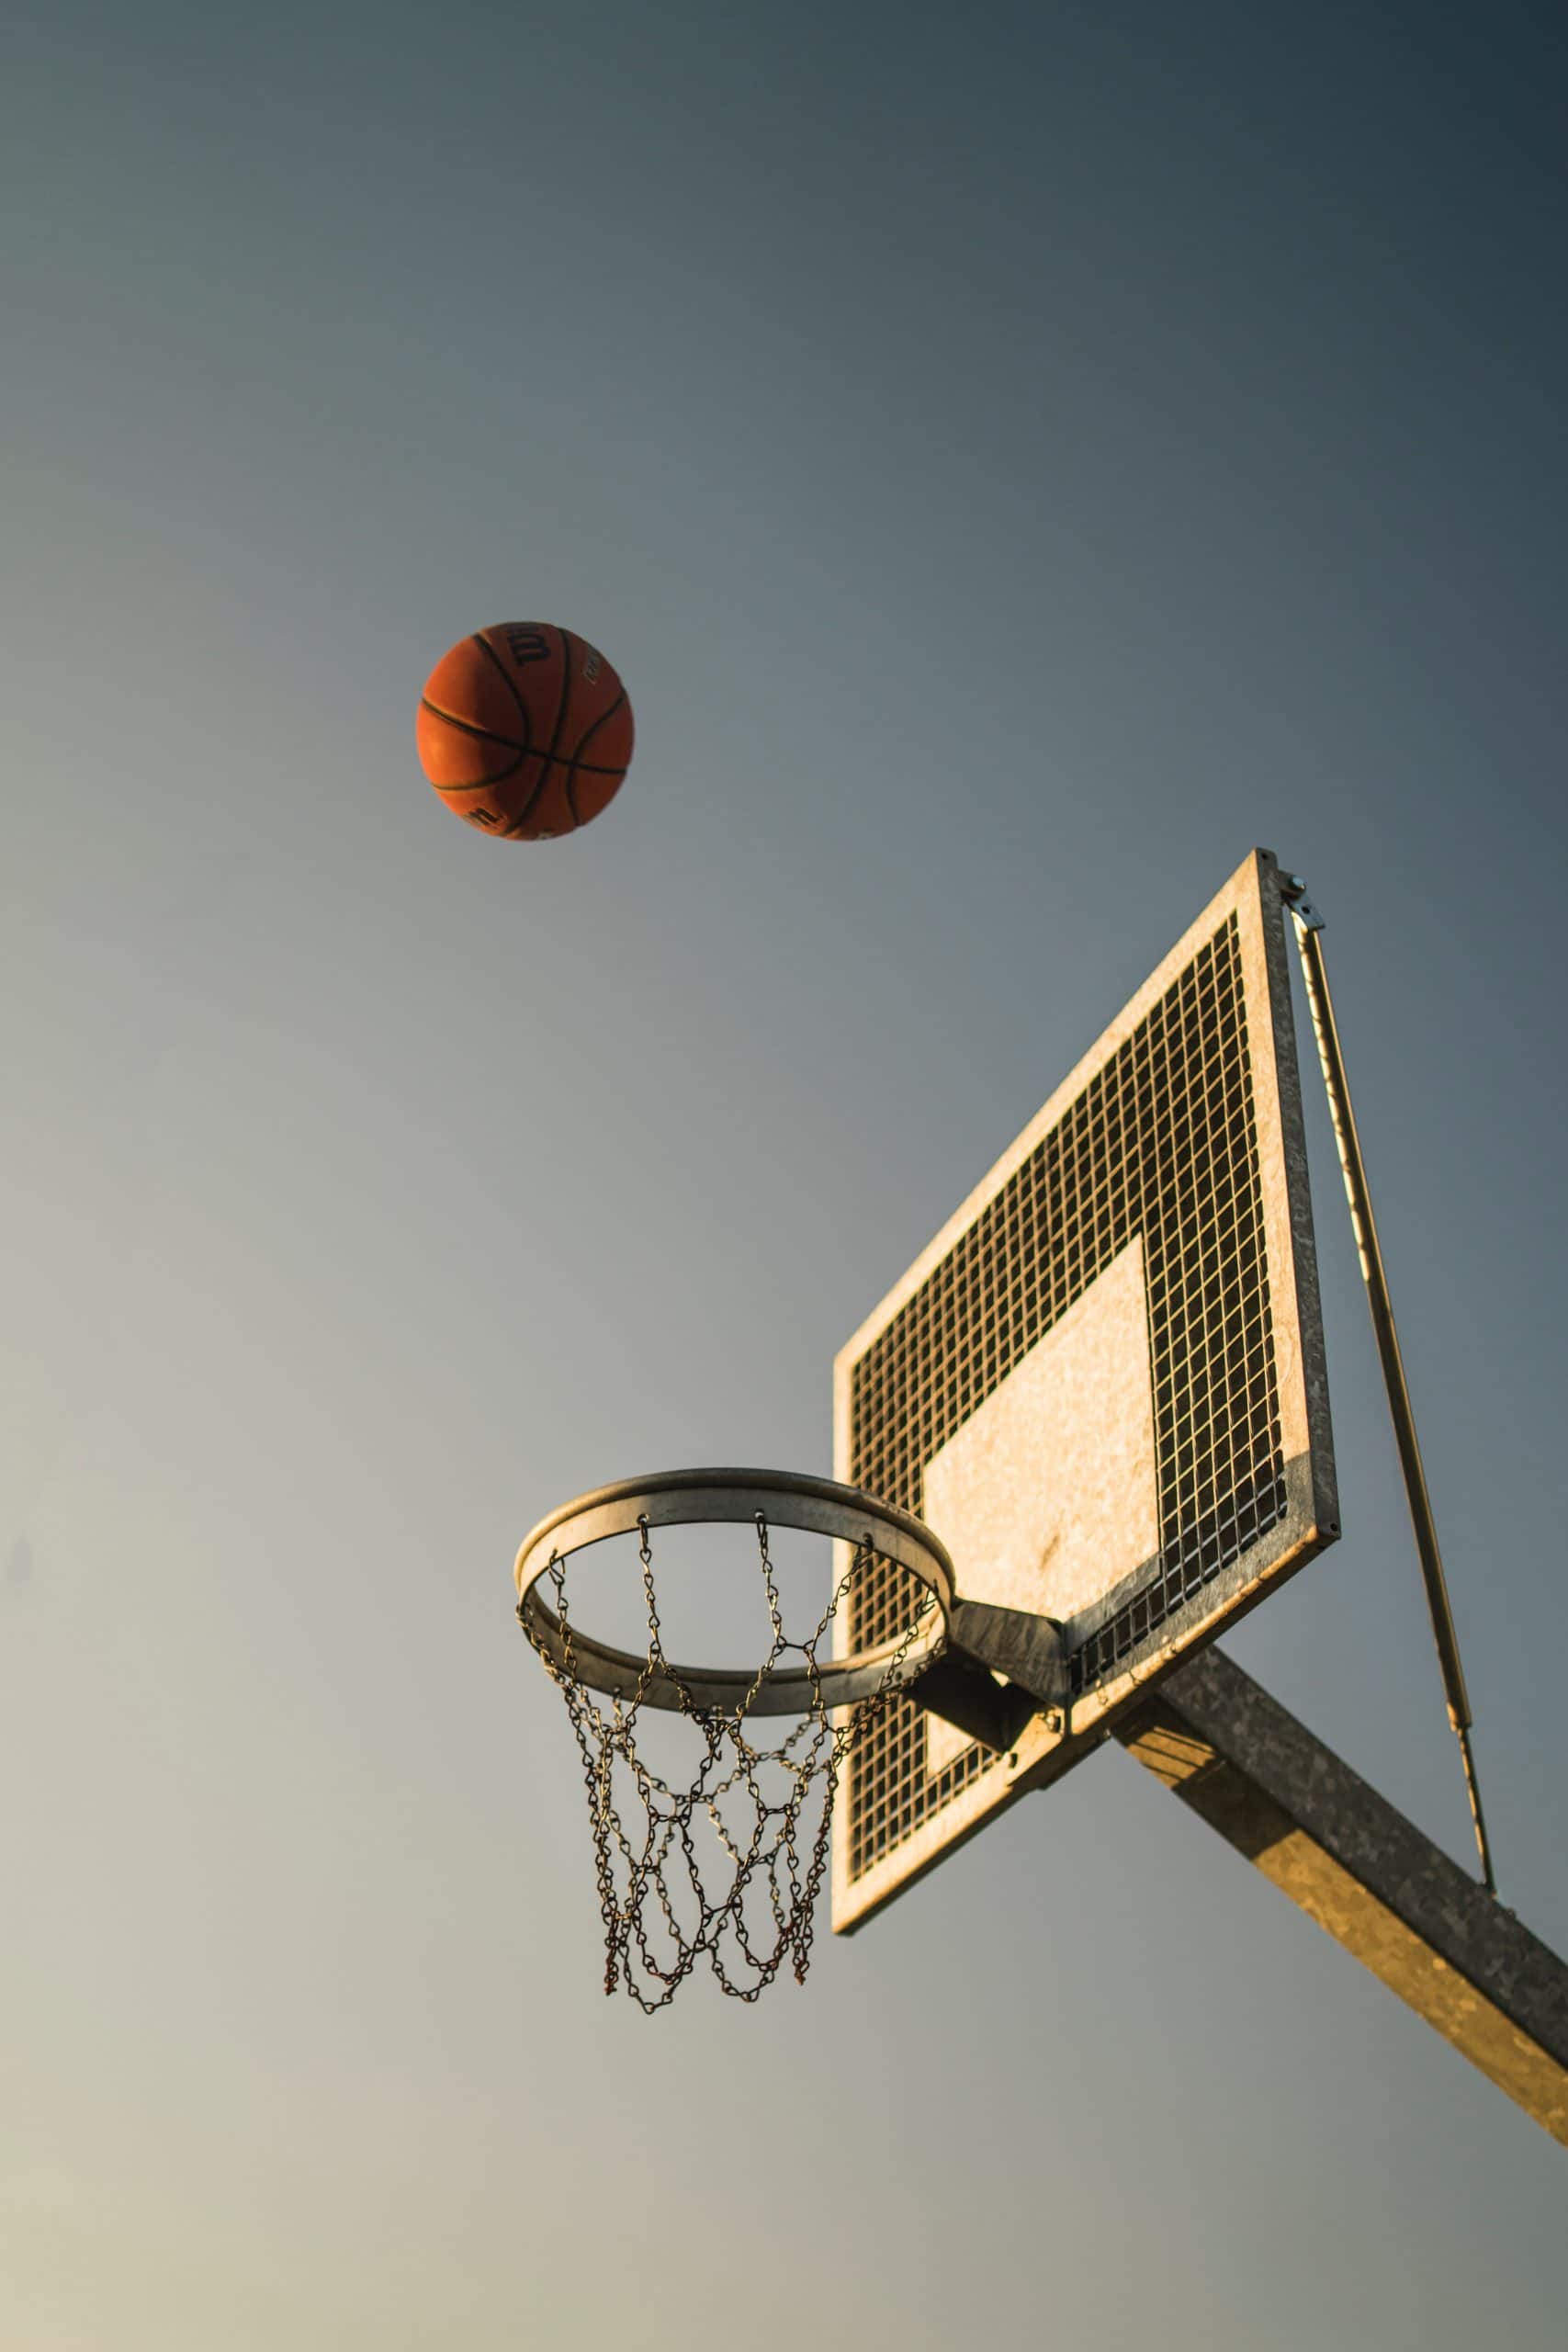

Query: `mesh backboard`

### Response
(832, 850, 1337, 1931)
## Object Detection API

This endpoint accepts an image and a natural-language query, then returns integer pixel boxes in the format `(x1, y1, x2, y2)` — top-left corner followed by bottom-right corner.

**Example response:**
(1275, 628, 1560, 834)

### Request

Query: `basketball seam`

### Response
(421, 699, 525, 752)
(543, 624, 577, 786)
(567, 687, 627, 763)
(473, 632, 534, 757)
(431, 757, 628, 796)
(422, 700, 626, 779)
(561, 688, 630, 828)
(424, 720, 529, 791)
(502, 624, 575, 838)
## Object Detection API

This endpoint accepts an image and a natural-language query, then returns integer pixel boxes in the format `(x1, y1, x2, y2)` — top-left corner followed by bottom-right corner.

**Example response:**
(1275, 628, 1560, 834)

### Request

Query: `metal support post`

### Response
(1282, 877, 1496, 1894)
(1120, 1649, 1562, 2141)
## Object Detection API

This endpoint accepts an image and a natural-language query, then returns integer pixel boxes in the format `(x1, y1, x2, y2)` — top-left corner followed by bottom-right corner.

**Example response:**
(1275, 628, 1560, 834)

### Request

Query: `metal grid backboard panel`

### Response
(832, 850, 1337, 1932)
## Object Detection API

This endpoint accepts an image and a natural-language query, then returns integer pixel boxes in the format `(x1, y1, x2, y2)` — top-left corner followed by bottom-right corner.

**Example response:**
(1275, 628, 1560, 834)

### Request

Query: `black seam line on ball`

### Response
(499, 793, 560, 839)
(505, 626, 576, 837)
(543, 627, 575, 766)
(567, 689, 626, 760)
(560, 688, 629, 827)
(424, 708, 627, 781)
(422, 700, 525, 752)
(434, 752, 627, 792)
(473, 633, 534, 756)
(440, 739, 530, 789)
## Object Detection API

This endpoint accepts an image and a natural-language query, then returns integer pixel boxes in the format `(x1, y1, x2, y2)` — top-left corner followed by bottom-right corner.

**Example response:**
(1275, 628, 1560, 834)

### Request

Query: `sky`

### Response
(5, 1, 1567, 2344)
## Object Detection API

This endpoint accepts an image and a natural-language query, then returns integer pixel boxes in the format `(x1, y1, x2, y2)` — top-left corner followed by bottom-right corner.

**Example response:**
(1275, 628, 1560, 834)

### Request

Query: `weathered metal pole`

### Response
(1282, 881, 1495, 1894)
(1120, 1648, 1564, 2142)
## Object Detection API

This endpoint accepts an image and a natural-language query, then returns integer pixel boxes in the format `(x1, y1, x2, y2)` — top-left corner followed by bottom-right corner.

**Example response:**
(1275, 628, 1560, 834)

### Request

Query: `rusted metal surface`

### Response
(1120, 1647, 1568, 2144)
(514, 1467, 953, 1713)
(833, 851, 1340, 1932)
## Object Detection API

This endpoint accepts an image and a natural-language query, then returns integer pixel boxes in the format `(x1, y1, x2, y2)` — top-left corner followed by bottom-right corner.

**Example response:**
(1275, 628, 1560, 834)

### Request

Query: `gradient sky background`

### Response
(6, 2, 1568, 2344)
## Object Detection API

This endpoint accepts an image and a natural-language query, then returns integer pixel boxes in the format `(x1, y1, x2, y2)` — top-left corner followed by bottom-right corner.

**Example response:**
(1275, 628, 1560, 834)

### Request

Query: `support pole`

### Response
(1120, 1649, 1563, 2141)
(1283, 883, 1496, 1895)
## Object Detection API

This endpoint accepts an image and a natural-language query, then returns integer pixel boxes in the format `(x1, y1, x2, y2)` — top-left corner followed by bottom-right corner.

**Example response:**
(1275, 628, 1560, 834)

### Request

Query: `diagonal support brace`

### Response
(1120, 1647, 1566, 2143)
(1281, 875, 1496, 1895)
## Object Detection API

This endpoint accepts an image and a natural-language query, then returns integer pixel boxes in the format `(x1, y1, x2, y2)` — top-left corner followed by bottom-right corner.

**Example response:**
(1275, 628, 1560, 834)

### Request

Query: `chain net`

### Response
(520, 1512, 931, 2009)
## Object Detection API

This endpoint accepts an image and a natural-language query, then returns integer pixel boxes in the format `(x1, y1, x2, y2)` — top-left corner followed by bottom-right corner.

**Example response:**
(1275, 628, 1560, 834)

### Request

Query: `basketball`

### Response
(415, 624, 634, 842)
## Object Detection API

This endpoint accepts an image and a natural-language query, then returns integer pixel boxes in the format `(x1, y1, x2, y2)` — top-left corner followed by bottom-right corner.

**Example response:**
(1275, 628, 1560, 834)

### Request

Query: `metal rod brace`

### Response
(1280, 873, 1496, 1895)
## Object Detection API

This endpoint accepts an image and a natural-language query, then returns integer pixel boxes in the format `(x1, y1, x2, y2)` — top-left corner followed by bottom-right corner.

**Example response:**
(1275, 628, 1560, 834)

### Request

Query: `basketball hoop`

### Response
(514, 1469, 953, 2008)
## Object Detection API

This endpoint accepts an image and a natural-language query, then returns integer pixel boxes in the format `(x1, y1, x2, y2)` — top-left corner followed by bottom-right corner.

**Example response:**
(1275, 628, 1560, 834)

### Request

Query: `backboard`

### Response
(831, 849, 1338, 1931)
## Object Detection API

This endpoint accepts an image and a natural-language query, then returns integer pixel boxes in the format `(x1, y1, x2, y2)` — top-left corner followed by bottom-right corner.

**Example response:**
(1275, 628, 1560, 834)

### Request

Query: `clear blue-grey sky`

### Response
(5, 2, 1567, 2344)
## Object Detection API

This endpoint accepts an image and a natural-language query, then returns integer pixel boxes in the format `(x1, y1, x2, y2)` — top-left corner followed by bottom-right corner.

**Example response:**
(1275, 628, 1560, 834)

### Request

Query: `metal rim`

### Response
(513, 1467, 953, 1714)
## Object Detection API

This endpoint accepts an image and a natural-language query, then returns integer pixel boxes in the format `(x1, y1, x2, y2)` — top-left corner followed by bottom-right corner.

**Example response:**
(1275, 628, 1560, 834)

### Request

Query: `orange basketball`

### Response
(415, 623, 634, 842)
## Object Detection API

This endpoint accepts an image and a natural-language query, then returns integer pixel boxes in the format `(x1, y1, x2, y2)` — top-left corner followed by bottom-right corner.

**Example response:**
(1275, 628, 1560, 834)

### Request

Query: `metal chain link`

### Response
(518, 1513, 934, 2008)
